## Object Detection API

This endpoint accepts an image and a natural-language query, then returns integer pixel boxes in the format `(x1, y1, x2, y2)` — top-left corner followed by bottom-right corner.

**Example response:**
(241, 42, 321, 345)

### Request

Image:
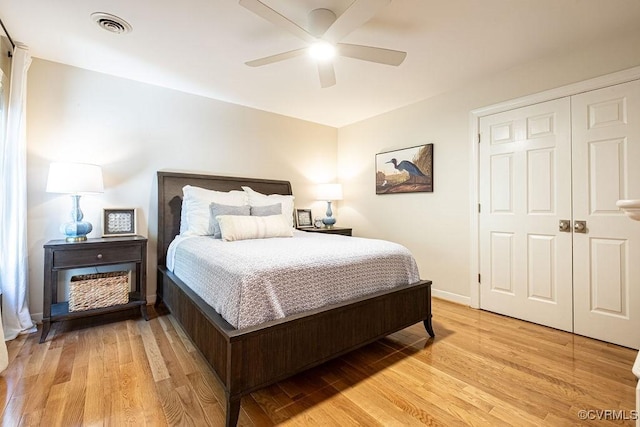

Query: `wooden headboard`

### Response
(156, 171, 293, 266)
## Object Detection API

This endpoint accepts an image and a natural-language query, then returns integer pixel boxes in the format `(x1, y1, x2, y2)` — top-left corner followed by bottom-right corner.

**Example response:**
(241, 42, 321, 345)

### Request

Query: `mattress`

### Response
(168, 230, 420, 329)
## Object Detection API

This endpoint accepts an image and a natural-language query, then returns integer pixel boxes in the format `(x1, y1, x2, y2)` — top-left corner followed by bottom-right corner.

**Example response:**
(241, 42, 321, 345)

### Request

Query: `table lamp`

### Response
(316, 183, 343, 228)
(46, 162, 104, 242)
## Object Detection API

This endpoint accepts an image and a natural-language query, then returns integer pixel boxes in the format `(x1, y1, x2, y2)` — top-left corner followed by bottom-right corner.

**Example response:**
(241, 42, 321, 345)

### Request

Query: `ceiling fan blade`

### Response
(317, 62, 336, 88)
(245, 48, 307, 67)
(322, 0, 390, 44)
(239, 0, 316, 43)
(337, 43, 406, 66)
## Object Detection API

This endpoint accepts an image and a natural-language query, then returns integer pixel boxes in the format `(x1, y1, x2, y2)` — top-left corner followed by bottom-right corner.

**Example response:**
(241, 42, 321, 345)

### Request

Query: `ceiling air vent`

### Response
(91, 12, 132, 34)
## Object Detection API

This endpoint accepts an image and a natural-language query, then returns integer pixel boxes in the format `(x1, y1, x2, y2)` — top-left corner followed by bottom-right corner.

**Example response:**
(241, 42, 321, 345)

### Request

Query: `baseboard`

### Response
(431, 288, 471, 306)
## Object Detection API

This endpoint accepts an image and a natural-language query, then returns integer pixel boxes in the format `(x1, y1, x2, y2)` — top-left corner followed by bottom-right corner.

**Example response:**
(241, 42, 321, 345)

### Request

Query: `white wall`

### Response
(26, 59, 337, 320)
(337, 31, 640, 303)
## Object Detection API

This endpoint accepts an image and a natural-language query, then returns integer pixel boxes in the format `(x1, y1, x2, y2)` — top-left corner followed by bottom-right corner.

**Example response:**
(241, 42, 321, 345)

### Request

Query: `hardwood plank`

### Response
(158, 316, 199, 376)
(117, 361, 146, 425)
(60, 364, 87, 426)
(276, 367, 333, 401)
(83, 336, 105, 426)
(1, 300, 636, 425)
(129, 321, 168, 426)
(461, 385, 546, 426)
(40, 382, 68, 426)
(168, 315, 196, 353)
(155, 378, 210, 426)
(186, 371, 226, 426)
(240, 394, 274, 426)
(371, 353, 512, 425)
(332, 377, 435, 426)
(115, 321, 134, 366)
(18, 408, 42, 427)
(102, 324, 126, 426)
(21, 345, 63, 416)
(148, 318, 191, 389)
(249, 384, 294, 425)
(5, 334, 29, 365)
(137, 318, 170, 382)
(52, 330, 78, 385)
(0, 337, 42, 413)
(20, 340, 50, 377)
(287, 383, 378, 426)
(1, 394, 28, 427)
(72, 326, 92, 369)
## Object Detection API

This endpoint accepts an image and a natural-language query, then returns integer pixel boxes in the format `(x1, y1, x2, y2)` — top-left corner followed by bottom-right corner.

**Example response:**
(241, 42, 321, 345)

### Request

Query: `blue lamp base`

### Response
(60, 221, 93, 242)
(61, 194, 93, 242)
(322, 217, 336, 228)
(322, 200, 336, 228)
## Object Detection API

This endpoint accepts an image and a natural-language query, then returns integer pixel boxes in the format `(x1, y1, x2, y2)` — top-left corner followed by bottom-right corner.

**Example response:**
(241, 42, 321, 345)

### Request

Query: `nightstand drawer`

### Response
(52, 244, 142, 268)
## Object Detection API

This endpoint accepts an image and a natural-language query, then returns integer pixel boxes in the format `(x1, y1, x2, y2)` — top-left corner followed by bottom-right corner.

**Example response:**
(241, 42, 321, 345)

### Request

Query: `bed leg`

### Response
(423, 314, 435, 337)
(226, 396, 241, 427)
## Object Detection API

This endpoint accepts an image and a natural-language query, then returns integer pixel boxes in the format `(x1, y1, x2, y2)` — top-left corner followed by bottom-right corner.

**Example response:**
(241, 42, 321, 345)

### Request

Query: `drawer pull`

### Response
(96, 253, 103, 260)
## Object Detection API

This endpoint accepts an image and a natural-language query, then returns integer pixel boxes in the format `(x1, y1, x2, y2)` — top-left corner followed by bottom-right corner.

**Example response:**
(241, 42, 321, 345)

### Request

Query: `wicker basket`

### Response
(69, 271, 130, 312)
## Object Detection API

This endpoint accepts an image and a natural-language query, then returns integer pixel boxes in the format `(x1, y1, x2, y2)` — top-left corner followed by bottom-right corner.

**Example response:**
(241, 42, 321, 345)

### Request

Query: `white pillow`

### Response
(181, 185, 248, 236)
(241, 186, 295, 228)
(217, 214, 294, 241)
(179, 200, 189, 235)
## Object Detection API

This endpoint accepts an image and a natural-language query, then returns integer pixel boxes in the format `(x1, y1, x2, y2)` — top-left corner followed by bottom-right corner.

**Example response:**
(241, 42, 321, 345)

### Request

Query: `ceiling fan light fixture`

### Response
(308, 41, 335, 61)
(239, 0, 406, 87)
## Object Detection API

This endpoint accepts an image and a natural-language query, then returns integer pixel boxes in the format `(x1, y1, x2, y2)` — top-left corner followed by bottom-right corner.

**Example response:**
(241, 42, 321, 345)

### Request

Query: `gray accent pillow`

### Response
(250, 203, 282, 216)
(209, 203, 250, 238)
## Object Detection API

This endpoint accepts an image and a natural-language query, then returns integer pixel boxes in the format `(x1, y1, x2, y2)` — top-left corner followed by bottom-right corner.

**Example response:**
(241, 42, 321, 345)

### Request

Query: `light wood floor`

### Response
(1, 298, 636, 426)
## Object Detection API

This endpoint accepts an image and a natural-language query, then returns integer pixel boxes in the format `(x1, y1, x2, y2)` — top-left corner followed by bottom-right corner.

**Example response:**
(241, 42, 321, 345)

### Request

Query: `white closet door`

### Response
(572, 79, 640, 349)
(479, 98, 573, 331)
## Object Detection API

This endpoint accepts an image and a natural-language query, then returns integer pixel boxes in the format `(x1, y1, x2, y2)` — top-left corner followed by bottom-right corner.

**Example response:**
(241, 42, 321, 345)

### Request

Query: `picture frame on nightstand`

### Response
(295, 209, 313, 228)
(102, 208, 137, 237)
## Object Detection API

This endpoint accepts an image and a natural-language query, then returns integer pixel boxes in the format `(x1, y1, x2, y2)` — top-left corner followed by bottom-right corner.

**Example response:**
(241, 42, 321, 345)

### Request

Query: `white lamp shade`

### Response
(316, 183, 343, 201)
(46, 162, 104, 194)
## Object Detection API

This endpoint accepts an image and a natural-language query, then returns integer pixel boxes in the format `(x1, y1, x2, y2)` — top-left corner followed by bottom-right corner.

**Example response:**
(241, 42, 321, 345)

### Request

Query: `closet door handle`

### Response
(559, 220, 571, 232)
(574, 220, 587, 233)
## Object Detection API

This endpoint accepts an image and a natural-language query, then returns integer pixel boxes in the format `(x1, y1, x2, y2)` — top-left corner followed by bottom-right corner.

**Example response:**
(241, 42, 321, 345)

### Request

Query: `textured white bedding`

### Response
(168, 230, 420, 329)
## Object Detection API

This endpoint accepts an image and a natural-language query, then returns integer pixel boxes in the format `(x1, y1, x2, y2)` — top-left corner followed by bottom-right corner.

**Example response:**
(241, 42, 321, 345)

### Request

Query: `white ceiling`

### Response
(1, 0, 639, 127)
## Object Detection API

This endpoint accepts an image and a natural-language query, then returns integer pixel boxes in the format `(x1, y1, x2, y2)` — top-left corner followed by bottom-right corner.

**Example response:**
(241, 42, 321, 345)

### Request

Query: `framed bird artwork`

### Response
(375, 144, 433, 194)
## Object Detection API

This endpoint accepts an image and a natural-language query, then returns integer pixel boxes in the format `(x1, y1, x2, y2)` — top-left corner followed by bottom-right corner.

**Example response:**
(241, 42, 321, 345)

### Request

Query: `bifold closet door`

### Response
(571, 79, 640, 349)
(479, 98, 574, 332)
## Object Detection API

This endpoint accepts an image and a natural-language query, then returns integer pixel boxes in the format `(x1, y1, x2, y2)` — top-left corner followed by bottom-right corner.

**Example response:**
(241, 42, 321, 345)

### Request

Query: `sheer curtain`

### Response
(0, 45, 36, 343)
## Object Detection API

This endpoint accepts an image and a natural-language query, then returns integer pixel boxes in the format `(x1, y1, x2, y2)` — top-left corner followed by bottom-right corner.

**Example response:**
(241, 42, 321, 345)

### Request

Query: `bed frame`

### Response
(156, 171, 434, 426)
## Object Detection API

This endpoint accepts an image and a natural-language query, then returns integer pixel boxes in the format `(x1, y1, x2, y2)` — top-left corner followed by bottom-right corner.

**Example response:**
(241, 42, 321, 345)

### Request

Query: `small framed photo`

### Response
(295, 209, 313, 228)
(103, 208, 137, 237)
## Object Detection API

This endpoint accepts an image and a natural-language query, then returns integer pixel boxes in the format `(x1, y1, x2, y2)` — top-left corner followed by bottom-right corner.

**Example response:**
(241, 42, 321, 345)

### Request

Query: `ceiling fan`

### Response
(239, 0, 407, 88)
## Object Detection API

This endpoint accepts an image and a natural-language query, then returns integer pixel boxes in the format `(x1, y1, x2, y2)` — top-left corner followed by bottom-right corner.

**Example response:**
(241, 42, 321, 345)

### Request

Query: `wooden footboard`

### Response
(158, 265, 433, 426)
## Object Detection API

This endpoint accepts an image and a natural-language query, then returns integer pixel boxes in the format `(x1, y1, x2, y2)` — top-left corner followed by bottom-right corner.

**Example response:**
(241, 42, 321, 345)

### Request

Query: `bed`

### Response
(156, 171, 434, 426)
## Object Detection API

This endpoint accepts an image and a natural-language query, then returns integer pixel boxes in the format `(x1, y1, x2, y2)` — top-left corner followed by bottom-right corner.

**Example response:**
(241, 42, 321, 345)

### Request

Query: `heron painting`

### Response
(376, 143, 433, 194)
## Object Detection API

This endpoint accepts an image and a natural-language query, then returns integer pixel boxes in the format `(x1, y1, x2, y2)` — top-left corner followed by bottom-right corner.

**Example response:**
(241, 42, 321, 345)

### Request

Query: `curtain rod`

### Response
(0, 18, 15, 57)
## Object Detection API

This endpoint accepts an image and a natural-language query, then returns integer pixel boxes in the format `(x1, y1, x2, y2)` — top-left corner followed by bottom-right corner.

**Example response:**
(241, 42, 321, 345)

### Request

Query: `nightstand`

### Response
(299, 227, 352, 236)
(41, 235, 148, 343)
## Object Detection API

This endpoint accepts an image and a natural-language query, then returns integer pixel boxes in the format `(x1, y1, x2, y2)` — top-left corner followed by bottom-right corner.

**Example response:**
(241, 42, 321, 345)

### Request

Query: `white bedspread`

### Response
(168, 230, 420, 329)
